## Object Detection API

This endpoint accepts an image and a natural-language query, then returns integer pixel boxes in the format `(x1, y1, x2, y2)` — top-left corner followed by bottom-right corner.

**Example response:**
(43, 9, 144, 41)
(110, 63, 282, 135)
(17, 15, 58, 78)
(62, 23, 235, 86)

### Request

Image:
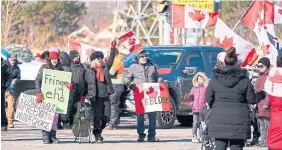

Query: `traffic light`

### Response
(157, 0, 169, 13)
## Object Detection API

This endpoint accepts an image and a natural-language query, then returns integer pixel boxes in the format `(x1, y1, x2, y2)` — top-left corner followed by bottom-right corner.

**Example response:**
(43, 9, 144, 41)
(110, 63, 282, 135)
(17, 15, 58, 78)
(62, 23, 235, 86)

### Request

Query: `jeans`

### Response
(1, 88, 7, 127)
(109, 84, 124, 127)
(250, 115, 260, 142)
(193, 113, 200, 137)
(258, 117, 270, 145)
(137, 112, 157, 137)
(90, 96, 111, 135)
(215, 139, 245, 150)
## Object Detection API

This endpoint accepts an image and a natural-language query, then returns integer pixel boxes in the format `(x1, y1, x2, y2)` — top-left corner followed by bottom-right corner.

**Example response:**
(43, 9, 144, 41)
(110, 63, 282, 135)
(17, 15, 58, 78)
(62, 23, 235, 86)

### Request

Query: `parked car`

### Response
(120, 45, 224, 129)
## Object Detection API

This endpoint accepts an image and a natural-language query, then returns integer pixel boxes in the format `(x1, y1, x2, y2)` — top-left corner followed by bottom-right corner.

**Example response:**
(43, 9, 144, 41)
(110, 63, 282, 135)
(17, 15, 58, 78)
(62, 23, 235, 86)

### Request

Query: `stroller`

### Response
(199, 105, 215, 150)
(72, 100, 94, 143)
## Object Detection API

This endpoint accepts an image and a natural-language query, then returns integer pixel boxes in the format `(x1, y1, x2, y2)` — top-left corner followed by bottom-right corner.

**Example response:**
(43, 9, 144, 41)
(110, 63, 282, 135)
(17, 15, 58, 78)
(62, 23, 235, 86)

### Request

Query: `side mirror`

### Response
(183, 67, 197, 75)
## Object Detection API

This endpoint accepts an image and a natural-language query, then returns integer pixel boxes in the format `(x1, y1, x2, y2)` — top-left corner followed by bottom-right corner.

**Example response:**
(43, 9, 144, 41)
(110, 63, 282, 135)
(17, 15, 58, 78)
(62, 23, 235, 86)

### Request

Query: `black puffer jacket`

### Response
(35, 63, 64, 93)
(59, 51, 71, 72)
(3, 60, 21, 88)
(205, 66, 256, 140)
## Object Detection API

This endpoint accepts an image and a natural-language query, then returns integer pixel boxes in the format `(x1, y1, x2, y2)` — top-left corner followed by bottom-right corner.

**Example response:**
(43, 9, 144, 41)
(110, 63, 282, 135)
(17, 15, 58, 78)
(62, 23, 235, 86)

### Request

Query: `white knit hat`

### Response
(217, 52, 226, 63)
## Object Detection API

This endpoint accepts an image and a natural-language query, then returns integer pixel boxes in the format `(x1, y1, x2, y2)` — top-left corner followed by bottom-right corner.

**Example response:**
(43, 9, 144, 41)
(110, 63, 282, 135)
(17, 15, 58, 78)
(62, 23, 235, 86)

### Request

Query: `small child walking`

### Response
(188, 72, 208, 143)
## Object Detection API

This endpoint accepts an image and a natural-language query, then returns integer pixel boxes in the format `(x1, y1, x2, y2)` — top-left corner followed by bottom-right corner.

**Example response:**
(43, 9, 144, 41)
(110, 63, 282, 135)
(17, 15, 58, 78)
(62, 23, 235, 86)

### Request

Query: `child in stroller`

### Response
(199, 102, 214, 150)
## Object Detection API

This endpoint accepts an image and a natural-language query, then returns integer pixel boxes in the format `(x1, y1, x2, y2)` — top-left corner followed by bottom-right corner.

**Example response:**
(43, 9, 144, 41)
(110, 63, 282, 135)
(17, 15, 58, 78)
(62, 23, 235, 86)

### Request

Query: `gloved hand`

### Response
(80, 96, 86, 103)
(36, 93, 43, 103)
(129, 83, 136, 91)
(256, 91, 266, 101)
(111, 40, 117, 49)
(66, 83, 73, 90)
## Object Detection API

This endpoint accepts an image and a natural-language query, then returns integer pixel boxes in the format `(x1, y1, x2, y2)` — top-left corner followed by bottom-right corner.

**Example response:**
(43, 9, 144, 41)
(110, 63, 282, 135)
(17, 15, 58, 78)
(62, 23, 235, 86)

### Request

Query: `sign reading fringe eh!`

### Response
(15, 93, 56, 131)
(42, 69, 72, 114)
(134, 83, 171, 114)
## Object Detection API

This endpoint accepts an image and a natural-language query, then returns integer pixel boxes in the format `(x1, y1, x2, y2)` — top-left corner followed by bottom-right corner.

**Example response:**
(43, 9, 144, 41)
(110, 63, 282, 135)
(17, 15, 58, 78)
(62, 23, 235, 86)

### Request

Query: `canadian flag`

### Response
(241, 1, 282, 64)
(133, 83, 171, 115)
(214, 19, 258, 67)
(171, 4, 220, 29)
(119, 31, 143, 53)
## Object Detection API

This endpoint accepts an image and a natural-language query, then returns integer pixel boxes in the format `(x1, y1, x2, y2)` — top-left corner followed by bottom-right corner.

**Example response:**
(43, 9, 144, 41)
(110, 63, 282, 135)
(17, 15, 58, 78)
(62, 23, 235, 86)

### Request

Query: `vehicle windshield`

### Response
(124, 50, 183, 68)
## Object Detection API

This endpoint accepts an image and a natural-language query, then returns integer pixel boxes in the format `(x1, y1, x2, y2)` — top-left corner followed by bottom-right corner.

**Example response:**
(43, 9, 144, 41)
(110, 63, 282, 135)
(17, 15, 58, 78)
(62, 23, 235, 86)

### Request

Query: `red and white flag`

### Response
(171, 4, 220, 29)
(133, 83, 171, 115)
(214, 19, 258, 67)
(119, 31, 142, 53)
(241, 1, 282, 64)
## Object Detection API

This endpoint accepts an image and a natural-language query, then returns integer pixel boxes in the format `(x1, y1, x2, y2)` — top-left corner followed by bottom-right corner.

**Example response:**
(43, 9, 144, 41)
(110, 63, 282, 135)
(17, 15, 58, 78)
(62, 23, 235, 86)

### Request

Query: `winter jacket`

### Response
(205, 66, 256, 140)
(265, 67, 282, 150)
(35, 63, 64, 94)
(188, 72, 208, 113)
(83, 65, 114, 99)
(83, 49, 116, 99)
(255, 71, 270, 118)
(3, 60, 21, 90)
(70, 62, 86, 94)
(1, 59, 8, 91)
(199, 105, 211, 124)
(59, 51, 71, 72)
(125, 59, 159, 85)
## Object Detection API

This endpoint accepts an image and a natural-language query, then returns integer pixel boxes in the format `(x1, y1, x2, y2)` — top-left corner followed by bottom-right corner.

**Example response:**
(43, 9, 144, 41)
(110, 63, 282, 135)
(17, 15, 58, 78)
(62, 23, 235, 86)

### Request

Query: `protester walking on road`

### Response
(254, 57, 271, 147)
(187, 72, 208, 143)
(265, 54, 282, 150)
(83, 47, 115, 143)
(106, 41, 127, 130)
(205, 47, 257, 150)
(35, 50, 65, 144)
(125, 50, 160, 142)
(61, 50, 85, 129)
(1, 57, 9, 131)
(4, 53, 21, 128)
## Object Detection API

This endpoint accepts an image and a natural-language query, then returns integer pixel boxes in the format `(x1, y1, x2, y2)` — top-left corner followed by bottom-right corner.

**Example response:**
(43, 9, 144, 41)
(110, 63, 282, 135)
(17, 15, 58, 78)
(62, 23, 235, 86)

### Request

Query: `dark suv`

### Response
(120, 45, 224, 129)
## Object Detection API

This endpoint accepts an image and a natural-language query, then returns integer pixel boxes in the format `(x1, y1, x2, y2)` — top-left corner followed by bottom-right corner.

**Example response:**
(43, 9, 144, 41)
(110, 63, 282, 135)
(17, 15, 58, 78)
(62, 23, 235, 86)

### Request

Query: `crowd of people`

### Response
(1, 42, 282, 149)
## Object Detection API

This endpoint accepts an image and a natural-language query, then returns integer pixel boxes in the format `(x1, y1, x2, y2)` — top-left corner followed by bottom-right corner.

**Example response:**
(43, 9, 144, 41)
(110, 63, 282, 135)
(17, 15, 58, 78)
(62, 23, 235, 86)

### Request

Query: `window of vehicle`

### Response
(185, 51, 205, 72)
(124, 50, 183, 68)
(203, 51, 221, 70)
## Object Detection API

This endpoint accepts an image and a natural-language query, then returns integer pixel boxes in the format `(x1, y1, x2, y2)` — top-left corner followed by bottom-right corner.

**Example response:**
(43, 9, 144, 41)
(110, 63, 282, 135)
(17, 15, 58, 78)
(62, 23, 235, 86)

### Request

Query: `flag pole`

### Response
(232, 0, 255, 31)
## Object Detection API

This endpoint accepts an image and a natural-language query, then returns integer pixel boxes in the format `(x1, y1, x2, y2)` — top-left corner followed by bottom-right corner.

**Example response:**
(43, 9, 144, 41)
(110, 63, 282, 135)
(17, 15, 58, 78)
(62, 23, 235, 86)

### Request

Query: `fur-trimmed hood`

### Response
(192, 72, 209, 87)
(213, 66, 249, 88)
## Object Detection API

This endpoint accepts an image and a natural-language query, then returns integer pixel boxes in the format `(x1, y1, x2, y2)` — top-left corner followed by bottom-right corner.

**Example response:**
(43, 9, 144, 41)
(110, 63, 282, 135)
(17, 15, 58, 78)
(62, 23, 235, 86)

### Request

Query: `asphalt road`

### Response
(1, 117, 267, 150)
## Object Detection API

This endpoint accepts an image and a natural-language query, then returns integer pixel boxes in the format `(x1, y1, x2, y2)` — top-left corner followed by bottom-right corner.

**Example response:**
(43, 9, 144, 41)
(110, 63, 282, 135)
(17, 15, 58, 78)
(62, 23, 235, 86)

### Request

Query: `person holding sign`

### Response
(35, 50, 67, 144)
(83, 47, 115, 143)
(125, 50, 160, 142)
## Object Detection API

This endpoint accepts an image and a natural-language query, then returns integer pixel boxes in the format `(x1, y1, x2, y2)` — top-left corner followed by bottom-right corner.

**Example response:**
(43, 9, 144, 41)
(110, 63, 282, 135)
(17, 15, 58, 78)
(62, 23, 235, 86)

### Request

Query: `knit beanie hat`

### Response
(69, 50, 79, 60)
(41, 51, 49, 60)
(258, 57, 271, 68)
(90, 51, 104, 61)
(277, 54, 282, 67)
(49, 51, 59, 60)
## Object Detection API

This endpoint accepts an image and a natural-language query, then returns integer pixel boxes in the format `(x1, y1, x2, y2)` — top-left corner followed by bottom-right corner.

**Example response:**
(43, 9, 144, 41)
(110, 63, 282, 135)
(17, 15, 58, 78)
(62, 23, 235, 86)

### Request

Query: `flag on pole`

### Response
(171, 4, 220, 29)
(213, 18, 258, 67)
(119, 31, 143, 53)
(265, 32, 282, 65)
(240, 1, 282, 60)
(133, 83, 171, 115)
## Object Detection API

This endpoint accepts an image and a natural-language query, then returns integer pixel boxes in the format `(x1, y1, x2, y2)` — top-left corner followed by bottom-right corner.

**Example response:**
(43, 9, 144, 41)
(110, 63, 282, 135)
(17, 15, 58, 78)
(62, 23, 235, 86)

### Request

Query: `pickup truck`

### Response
(121, 45, 224, 129)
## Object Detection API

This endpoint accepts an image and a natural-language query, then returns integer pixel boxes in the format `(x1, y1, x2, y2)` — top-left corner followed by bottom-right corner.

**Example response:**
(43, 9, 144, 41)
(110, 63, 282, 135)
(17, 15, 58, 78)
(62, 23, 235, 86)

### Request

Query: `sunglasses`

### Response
(139, 55, 147, 58)
(96, 57, 103, 60)
(258, 65, 265, 68)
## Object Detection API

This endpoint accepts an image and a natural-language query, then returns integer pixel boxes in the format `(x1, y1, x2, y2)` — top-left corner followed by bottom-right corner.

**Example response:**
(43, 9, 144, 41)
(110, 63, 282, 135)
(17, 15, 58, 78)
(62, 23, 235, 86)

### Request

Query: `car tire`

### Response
(156, 96, 177, 129)
(177, 115, 193, 126)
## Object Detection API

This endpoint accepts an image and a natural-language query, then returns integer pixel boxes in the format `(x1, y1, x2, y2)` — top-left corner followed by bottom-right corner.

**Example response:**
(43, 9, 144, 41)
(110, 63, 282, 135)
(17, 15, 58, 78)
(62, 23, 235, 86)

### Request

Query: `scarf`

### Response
(94, 64, 105, 82)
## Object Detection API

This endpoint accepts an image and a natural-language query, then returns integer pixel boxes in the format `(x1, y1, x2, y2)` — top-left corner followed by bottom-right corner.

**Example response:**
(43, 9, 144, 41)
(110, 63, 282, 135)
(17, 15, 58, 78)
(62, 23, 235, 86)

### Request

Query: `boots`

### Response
(94, 133, 103, 143)
(42, 130, 51, 144)
(50, 130, 60, 144)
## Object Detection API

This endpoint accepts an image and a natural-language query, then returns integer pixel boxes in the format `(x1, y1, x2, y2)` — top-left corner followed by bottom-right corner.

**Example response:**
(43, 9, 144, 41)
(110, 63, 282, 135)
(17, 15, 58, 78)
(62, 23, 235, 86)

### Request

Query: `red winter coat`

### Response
(255, 71, 270, 117)
(265, 67, 282, 150)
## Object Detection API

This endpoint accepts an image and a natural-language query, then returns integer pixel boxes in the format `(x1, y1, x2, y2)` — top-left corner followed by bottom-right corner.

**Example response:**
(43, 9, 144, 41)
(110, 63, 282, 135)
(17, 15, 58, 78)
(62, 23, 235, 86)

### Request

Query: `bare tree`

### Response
(1, 0, 22, 46)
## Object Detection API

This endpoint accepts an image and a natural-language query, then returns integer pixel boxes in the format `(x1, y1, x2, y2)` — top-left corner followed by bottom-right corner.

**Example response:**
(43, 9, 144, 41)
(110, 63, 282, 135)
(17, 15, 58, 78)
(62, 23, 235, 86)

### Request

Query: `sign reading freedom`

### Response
(15, 93, 56, 131)
(134, 83, 171, 114)
(42, 69, 72, 114)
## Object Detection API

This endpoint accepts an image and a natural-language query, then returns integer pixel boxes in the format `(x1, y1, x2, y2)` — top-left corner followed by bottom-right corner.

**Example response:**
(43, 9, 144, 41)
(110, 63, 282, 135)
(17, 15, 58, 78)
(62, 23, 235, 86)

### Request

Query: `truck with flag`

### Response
(121, 45, 224, 128)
